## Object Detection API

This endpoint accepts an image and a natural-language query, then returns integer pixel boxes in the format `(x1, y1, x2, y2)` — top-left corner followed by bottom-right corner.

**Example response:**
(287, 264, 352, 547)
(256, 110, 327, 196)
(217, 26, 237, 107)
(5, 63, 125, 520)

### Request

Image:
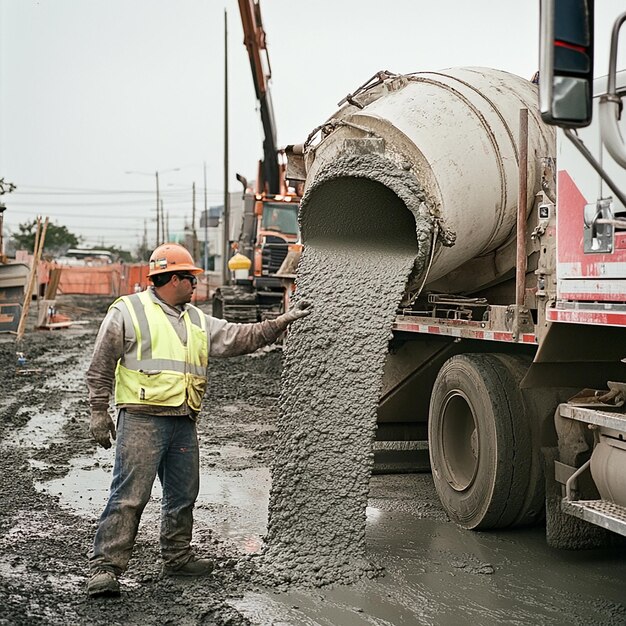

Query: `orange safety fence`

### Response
(55, 264, 124, 296)
(43, 262, 211, 301)
(123, 264, 151, 294)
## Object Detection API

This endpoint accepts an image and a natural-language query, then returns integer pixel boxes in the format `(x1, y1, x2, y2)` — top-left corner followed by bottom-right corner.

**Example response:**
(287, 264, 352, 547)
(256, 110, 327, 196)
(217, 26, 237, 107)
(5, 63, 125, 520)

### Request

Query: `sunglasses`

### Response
(176, 273, 197, 285)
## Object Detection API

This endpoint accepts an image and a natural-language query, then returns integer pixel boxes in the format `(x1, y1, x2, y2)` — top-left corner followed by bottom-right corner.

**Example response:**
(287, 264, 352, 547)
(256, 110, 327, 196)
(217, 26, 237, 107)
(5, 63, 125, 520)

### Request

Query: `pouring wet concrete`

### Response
(261, 158, 434, 586)
(261, 245, 416, 585)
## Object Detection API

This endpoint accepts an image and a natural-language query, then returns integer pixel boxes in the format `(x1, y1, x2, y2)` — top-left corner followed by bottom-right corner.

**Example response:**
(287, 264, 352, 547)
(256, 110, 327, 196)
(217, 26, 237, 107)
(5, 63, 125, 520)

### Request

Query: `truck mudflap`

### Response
(558, 403, 626, 538)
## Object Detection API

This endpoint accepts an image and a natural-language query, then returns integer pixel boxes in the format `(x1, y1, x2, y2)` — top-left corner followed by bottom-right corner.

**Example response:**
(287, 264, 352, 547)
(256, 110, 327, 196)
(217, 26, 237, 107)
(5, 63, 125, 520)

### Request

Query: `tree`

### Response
(134, 240, 151, 263)
(12, 220, 80, 255)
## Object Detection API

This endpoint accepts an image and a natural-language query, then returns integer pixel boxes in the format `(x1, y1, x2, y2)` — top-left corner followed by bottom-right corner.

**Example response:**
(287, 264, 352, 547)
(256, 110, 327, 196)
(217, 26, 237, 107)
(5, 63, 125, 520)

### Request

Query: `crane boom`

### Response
(238, 0, 280, 194)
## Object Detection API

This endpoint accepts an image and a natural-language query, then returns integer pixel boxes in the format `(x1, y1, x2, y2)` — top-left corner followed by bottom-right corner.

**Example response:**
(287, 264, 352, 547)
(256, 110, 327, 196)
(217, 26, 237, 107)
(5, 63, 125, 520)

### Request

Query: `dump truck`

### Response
(212, 0, 299, 323)
(288, 1, 626, 545)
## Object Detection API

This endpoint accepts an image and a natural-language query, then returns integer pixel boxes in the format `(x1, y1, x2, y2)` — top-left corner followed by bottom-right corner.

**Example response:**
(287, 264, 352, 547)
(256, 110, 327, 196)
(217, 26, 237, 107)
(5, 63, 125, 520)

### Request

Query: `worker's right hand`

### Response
(281, 299, 313, 324)
(90, 409, 117, 449)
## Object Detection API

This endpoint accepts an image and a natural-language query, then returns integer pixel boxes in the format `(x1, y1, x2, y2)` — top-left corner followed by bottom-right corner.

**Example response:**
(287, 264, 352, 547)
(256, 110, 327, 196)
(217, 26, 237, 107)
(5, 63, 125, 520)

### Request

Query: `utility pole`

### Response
(0, 205, 6, 262)
(222, 8, 231, 285)
(161, 200, 163, 243)
(142, 219, 148, 260)
(126, 170, 180, 247)
(203, 162, 208, 272)
(155, 171, 161, 247)
(192, 182, 199, 261)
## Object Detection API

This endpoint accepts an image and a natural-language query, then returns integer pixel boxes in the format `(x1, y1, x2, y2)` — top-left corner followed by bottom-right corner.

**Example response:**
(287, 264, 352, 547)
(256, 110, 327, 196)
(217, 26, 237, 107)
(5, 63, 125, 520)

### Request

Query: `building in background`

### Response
(56, 248, 114, 266)
(194, 190, 244, 280)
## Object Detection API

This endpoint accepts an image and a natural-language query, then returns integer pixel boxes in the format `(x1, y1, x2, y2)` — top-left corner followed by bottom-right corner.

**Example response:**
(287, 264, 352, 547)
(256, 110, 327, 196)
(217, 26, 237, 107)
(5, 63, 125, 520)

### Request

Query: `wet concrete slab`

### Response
(233, 500, 626, 625)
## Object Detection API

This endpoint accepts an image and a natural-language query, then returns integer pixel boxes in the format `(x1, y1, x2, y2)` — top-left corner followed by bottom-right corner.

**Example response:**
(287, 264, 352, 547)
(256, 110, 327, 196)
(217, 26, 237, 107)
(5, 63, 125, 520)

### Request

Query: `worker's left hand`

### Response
(281, 299, 312, 324)
(90, 409, 117, 449)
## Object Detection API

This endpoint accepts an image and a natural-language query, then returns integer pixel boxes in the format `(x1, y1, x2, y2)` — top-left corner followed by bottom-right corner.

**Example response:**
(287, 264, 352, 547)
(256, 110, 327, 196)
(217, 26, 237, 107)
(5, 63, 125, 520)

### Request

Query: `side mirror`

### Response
(539, 0, 594, 128)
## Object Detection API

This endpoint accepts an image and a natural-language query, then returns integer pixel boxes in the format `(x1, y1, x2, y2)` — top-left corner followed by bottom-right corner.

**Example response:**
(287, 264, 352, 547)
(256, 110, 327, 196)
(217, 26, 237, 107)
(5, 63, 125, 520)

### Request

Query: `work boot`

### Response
(162, 555, 215, 577)
(87, 571, 120, 598)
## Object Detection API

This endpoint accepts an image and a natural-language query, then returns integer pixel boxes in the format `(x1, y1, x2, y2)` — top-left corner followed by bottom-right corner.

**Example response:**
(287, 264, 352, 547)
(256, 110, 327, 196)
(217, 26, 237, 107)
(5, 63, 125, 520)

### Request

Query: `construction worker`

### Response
(85, 242, 310, 598)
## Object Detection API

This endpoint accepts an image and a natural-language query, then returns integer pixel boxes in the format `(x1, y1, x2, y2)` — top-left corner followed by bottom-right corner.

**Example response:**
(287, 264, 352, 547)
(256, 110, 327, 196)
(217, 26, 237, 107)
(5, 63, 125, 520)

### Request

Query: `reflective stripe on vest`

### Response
(112, 291, 208, 411)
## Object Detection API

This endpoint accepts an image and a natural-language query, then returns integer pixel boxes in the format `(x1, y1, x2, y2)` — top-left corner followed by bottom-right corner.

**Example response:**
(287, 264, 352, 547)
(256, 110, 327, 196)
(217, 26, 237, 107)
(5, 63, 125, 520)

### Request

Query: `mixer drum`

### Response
(301, 67, 555, 290)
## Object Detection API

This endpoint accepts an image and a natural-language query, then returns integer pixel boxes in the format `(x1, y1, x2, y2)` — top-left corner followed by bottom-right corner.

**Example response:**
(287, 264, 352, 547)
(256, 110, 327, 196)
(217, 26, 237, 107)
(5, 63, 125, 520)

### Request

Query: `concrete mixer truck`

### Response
(287, 0, 626, 546)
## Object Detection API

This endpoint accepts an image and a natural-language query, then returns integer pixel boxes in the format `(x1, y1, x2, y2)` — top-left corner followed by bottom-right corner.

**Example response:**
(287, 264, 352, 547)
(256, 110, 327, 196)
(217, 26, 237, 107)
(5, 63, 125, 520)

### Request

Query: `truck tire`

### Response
(429, 353, 532, 529)
(492, 353, 546, 527)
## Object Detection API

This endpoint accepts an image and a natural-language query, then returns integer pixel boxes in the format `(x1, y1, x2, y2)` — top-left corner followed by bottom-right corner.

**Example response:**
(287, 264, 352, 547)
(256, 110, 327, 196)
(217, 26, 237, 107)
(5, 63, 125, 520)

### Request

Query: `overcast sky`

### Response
(0, 0, 624, 251)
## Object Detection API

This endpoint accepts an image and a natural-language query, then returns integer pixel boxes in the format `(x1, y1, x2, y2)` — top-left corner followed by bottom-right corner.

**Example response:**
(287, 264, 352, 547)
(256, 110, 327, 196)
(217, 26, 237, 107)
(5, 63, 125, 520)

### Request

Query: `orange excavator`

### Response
(212, 0, 300, 323)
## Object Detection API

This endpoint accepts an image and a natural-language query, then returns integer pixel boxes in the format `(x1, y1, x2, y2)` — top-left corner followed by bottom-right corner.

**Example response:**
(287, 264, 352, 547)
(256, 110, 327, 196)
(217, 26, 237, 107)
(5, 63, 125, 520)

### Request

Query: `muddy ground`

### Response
(1, 296, 626, 625)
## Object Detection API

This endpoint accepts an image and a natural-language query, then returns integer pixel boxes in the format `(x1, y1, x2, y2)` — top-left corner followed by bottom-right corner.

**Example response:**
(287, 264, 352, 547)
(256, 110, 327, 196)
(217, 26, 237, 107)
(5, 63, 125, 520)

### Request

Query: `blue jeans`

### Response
(89, 410, 200, 575)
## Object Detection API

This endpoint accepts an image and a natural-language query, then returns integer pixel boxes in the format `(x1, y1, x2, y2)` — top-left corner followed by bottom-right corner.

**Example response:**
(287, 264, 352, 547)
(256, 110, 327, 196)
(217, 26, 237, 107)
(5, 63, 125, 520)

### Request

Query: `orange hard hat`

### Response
(148, 243, 203, 277)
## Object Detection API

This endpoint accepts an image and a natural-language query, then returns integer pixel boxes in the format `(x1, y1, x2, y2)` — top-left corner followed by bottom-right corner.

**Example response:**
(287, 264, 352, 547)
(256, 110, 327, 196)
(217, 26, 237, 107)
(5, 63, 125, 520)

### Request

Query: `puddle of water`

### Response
(3, 351, 92, 449)
(36, 445, 270, 553)
(35, 448, 115, 516)
(27, 458, 51, 470)
(196, 466, 269, 553)
(202, 444, 255, 460)
(4, 403, 75, 449)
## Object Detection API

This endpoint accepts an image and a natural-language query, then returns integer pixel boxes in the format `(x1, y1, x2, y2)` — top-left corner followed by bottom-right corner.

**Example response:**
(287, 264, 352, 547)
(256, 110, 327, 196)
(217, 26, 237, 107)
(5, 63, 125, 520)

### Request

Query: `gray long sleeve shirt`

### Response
(86, 287, 288, 417)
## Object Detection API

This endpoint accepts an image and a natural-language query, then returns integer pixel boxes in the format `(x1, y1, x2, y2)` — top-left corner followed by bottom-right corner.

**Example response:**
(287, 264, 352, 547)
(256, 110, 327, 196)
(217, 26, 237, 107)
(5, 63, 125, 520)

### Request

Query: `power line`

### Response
(4, 212, 152, 221)
(3, 215, 190, 228)
(3, 211, 192, 224)
(13, 185, 226, 195)
(6, 223, 147, 233)
(7, 199, 215, 207)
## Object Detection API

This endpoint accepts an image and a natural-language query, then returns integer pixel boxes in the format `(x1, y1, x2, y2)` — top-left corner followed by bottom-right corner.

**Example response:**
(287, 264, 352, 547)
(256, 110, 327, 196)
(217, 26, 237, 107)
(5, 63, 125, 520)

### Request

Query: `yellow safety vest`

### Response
(112, 291, 208, 412)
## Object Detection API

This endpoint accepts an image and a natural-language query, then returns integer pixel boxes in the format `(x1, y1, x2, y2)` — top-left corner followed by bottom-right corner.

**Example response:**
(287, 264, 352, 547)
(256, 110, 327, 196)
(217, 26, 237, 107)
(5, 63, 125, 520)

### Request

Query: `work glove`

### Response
(280, 299, 312, 325)
(90, 409, 117, 449)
